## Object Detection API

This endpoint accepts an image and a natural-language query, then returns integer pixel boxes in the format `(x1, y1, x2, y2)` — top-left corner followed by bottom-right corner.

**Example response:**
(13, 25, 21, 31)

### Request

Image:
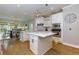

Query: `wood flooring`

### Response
(45, 41, 79, 55)
(3, 40, 34, 55)
(3, 40, 79, 55)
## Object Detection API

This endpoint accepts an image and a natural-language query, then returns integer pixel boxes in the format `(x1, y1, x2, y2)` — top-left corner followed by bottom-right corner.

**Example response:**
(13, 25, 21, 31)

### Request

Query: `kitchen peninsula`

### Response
(29, 31, 55, 55)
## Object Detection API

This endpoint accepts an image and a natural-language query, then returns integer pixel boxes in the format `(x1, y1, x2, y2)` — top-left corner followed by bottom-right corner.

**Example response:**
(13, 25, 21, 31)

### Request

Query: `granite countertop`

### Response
(29, 31, 56, 38)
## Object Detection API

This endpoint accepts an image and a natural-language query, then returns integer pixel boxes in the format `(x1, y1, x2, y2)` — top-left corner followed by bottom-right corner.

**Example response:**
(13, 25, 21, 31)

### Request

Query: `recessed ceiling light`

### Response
(17, 4, 20, 7)
(50, 8, 54, 10)
(24, 13, 26, 15)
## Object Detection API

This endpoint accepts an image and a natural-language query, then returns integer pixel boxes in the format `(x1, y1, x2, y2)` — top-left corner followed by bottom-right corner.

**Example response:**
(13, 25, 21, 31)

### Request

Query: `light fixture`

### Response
(17, 4, 20, 7)
(50, 7, 54, 10)
(45, 4, 48, 6)
(24, 13, 26, 15)
(35, 10, 41, 18)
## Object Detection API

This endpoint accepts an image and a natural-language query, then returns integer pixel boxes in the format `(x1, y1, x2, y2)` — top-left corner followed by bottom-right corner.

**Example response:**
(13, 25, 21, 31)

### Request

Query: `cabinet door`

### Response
(52, 12, 63, 23)
(35, 17, 44, 31)
(30, 35, 38, 53)
(35, 17, 44, 26)
(20, 32, 28, 42)
(29, 35, 33, 48)
(44, 17, 52, 27)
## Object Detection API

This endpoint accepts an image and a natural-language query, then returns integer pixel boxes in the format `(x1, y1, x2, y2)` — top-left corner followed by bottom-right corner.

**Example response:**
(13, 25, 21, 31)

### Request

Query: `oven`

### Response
(51, 23, 61, 37)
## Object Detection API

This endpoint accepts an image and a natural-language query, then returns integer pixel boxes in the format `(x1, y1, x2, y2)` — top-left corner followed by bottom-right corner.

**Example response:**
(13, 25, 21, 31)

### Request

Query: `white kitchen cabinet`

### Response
(20, 31, 29, 42)
(51, 12, 63, 23)
(29, 34, 38, 54)
(35, 16, 52, 31)
(51, 12, 63, 42)
(44, 17, 52, 27)
(51, 12, 63, 30)
(29, 32, 55, 55)
(35, 17, 44, 26)
(35, 17, 52, 26)
(0, 33, 3, 55)
(35, 17, 44, 31)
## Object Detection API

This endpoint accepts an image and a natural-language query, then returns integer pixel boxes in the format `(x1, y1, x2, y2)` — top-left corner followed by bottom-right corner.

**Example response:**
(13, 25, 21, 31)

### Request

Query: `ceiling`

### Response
(0, 4, 70, 24)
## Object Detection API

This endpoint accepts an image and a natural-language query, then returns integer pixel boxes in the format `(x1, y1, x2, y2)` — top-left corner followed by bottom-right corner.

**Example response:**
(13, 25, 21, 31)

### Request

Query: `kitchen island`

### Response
(29, 31, 55, 55)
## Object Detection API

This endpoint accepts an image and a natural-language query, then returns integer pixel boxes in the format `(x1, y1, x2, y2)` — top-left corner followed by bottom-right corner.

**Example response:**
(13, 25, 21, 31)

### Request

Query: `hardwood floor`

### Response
(3, 40, 79, 55)
(3, 40, 34, 55)
(45, 41, 79, 55)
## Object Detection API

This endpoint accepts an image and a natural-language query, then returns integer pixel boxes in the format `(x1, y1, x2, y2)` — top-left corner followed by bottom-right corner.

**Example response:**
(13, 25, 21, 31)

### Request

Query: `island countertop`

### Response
(29, 31, 56, 38)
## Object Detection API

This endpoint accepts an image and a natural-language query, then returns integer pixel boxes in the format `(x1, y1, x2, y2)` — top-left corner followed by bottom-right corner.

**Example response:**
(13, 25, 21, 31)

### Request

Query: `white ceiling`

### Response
(0, 4, 70, 24)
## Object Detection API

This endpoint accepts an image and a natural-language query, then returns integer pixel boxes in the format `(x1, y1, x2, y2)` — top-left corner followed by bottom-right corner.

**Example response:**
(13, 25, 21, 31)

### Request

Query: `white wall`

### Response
(63, 5, 79, 46)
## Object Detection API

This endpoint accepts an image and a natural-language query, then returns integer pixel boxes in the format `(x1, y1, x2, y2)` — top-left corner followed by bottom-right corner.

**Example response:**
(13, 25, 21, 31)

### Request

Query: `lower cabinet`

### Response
(20, 31, 29, 42)
(29, 34, 38, 54)
(29, 34, 53, 55)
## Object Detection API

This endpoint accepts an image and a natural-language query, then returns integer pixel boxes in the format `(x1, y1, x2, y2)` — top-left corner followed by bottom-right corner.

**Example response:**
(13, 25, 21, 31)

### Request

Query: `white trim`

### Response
(63, 43, 79, 49)
(30, 48, 37, 55)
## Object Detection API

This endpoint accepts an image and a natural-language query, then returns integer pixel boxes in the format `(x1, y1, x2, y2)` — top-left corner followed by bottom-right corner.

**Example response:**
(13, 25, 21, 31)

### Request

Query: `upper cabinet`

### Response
(35, 16, 52, 27)
(34, 16, 52, 31)
(35, 17, 44, 26)
(51, 12, 63, 23)
(34, 17, 45, 31)
(43, 17, 52, 27)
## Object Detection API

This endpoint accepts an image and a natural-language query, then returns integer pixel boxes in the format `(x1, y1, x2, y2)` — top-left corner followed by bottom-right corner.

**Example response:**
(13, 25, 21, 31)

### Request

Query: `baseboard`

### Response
(29, 48, 35, 55)
(43, 47, 52, 55)
(63, 43, 79, 49)
(30, 48, 37, 55)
